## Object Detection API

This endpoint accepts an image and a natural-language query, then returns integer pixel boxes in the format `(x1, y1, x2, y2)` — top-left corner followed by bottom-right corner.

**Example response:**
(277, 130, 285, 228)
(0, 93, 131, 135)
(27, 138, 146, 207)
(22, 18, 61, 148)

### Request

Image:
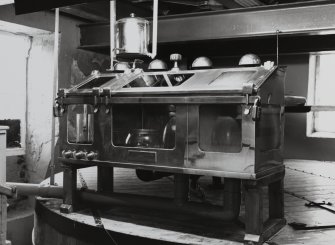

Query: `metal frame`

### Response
(57, 66, 286, 180)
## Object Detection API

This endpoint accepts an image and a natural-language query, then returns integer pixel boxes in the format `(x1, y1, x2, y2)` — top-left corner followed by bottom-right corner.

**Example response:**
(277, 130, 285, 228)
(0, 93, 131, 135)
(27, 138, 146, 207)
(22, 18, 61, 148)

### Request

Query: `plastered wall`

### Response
(0, 4, 109, 184)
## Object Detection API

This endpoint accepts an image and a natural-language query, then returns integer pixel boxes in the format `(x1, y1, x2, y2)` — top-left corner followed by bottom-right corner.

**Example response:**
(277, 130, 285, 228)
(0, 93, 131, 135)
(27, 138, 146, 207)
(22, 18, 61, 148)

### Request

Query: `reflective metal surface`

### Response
(148, 59, 168, 71)
(238, 54, 261, 66)
(191, 56, 213, 69)
(57, 66, 286, 179)
(114, 62, 130, 72)
(115, 13, 150, 57)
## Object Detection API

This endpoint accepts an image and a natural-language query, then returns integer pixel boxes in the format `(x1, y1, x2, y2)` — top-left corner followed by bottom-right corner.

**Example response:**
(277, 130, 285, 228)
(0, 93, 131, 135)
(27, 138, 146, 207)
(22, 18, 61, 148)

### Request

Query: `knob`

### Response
(63, 150, 74, 159)
(170, 53, 182, 71)
(87, 152, 98, 161)
(74, 151, 87, 160)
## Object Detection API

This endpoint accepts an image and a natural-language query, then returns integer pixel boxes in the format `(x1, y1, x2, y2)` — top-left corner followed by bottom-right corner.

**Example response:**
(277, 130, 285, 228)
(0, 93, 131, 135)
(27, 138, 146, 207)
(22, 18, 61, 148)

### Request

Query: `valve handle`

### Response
(170, 53, 182, 71)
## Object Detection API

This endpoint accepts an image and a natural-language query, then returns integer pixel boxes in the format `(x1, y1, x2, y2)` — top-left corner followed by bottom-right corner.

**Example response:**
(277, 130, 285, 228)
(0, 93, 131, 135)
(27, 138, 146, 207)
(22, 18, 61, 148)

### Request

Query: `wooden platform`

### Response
(35, 159, 335, 244)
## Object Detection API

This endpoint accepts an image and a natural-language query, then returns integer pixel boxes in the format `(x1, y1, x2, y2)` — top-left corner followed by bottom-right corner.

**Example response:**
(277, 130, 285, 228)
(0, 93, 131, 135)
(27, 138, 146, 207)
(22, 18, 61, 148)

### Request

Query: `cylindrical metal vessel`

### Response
(115, 13, 150, 57)
(125, 129, 161, 148)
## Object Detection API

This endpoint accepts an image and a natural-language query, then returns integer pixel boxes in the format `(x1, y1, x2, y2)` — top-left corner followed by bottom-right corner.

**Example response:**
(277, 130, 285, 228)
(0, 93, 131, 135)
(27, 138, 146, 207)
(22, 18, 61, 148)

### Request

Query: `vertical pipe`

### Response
(150, 0, 158, 59)
(174, 174, 189, 206)
(50, 8, 59, 186)
(109, 0, 116, 70)
(276, 29, 280, 65)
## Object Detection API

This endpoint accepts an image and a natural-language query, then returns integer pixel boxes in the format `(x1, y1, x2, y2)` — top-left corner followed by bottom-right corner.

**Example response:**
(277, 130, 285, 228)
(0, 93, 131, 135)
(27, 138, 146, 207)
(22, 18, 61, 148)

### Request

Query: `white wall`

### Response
(25, 34, 55, 183)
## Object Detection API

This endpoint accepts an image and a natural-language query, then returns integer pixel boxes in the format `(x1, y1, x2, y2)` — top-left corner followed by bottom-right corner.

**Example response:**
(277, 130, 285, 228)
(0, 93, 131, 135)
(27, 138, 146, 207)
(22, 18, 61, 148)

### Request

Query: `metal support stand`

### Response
(97, 167, 114, 193)
(60, 165, 77, 213)
(243, 170, 286, 244)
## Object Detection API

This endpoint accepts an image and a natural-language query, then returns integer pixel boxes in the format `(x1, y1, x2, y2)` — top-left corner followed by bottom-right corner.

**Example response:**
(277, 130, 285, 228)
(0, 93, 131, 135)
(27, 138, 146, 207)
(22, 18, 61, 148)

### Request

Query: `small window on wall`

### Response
(307, 53, 335, 138)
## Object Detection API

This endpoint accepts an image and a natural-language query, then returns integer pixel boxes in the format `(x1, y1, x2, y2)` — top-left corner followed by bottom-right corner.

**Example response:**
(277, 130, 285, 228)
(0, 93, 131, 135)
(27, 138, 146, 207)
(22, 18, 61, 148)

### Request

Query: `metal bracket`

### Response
(251, 98, 261, 121)
(102, 88, 112, 114)
(244, 233, 261, 243)
(54, 88, 67, 117)
(242, 83, 255, 95)
(60, 204, 73, 214)
(92, 88, 101, 113)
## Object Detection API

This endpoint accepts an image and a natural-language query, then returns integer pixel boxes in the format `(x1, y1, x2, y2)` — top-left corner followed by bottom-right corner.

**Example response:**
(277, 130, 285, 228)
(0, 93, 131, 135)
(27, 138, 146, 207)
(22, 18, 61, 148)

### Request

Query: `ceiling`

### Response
(60, 0, 319, 23)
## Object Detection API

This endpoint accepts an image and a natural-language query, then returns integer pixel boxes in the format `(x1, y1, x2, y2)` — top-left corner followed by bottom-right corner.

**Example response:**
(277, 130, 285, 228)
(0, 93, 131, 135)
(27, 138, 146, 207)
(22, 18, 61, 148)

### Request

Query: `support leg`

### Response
(269, 178, 284, 219)
(244, 185, 263, 243)
(60, 165, 77, 213)
(174, 174, 189, 206)
(97, 166, 114, 193)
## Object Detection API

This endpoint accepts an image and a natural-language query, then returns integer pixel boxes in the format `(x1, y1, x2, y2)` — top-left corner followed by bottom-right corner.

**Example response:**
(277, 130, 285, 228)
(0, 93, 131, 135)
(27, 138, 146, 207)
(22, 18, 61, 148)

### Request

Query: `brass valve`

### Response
(74, 151, 87, 160)
(62, 150, 74, 159)
(87, 151, 98, 161)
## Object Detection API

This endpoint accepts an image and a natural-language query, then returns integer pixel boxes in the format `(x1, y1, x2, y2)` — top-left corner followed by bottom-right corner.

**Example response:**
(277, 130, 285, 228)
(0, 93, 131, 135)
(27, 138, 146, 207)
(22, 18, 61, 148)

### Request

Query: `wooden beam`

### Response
(61, 3, 109, 22)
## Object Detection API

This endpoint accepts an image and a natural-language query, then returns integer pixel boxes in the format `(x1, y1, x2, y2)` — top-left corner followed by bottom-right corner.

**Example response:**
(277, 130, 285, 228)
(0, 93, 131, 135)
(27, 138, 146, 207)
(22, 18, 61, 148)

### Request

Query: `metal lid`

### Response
(116, 13, 149, 24)
(148, 59, 168, 71)
(113, 62, 130, 72)
(191, 56, 213, 69)
(238, 54, 261, 66)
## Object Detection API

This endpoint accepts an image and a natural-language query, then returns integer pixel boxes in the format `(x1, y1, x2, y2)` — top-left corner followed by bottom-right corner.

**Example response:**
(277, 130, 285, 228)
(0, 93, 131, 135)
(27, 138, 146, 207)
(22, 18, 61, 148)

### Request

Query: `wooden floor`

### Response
(45, 159, 335, 244)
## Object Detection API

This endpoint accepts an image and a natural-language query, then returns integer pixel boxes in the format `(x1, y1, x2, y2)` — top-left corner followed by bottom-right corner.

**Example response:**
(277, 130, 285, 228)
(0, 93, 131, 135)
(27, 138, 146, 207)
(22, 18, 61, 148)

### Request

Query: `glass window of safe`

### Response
(112, 104, 176, 149)
(199, 105, 242, 153)
(67, 104, 94, 144)
(307, 53, 335, 138)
